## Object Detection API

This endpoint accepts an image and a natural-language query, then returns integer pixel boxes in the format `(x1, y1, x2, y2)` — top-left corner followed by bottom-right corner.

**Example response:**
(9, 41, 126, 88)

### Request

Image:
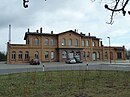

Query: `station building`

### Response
(7, 28, 126, 64)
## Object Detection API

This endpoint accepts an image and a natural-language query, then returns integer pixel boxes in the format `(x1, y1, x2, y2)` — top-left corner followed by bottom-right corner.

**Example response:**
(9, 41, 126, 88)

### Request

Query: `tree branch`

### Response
(105, 0, 129, 24)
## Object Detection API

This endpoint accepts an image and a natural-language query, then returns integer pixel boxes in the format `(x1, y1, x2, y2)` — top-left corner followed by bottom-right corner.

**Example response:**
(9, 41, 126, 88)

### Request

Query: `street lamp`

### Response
(107, 37, 111, 64)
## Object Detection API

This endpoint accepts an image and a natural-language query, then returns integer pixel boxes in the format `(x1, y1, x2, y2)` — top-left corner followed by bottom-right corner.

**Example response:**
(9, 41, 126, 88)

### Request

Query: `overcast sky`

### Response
(0, 0, 130, 52)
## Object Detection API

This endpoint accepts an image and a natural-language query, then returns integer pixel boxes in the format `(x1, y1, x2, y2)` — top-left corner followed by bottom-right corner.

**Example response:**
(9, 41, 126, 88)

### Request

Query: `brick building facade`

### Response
(7, 28, 126, 64)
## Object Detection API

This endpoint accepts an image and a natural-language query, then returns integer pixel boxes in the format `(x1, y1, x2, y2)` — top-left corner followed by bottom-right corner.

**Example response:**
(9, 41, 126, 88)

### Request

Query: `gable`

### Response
(58, 30, 82, 37)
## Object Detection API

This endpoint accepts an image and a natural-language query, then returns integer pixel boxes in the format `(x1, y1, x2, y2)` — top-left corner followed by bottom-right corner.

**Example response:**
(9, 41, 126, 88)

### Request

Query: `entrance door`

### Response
(75, 51, 81, 59)
(69, 52, 74, 59)
(92, 52, 96, 61)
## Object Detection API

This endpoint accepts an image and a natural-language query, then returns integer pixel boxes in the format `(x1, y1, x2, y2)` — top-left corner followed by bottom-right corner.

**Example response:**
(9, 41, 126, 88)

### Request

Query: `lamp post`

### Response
(107, 37, 111, 64)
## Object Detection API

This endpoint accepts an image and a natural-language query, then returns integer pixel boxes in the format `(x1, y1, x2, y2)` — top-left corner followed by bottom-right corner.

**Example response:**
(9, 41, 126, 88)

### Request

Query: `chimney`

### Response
(40, 27, 42, 33)
(100, 41, 103, 46)
(36, 30, 39, 33)
(51, 31, 53, 34)
(88, 33, 90, 36)
(27, 28, 29, 32)
(74, 29, 76, 32)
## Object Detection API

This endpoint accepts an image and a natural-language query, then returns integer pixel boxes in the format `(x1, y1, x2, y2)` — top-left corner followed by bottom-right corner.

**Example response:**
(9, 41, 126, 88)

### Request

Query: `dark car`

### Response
(30, 59, 40, 65)
(65, 58, 76, 64)
(74, 57, 83, 63)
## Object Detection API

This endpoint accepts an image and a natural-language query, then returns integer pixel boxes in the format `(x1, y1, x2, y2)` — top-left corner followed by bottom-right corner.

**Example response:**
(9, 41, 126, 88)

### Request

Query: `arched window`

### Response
(92, 41, 95, 46)
(62, 51, 67, 58)
(35, 51, 39, 59)
(45, 38, 49, 45)
(82, 40, 85, 47)
(97, 52, 100, 59)
(18, 51, 22, 60)
(50, 38, 54, 45)
(69, 39, 72, 46)
(86, 40, 89, 46)
(51, 51, 54, 59)
(12, 51, 16, 60)
(34, 38, 39, 45)
(83, 51, 85, 58)
(45, 51, 49, 59)
(75, 39, 78, 46)
(105, 51, 108, 58)
(62, 38, 66, 46)
(25, 51, 29, 59)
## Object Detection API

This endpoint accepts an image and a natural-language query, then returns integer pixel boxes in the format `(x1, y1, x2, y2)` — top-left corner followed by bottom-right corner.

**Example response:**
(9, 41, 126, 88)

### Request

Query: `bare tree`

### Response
(104, 0, 129, 24)
(23, 0, 129, 24)
(92, 0, 130, 24)
(23, 0, 47, 8)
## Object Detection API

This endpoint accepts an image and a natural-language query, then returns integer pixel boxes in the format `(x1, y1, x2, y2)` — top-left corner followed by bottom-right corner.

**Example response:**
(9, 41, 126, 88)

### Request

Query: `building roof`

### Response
(24, 30, 101, 40)
(24, 32, 57, 40)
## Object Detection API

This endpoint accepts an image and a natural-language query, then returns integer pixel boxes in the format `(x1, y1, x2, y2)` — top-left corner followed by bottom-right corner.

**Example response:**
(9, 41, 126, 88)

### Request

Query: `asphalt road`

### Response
(0, 61, 130, 74)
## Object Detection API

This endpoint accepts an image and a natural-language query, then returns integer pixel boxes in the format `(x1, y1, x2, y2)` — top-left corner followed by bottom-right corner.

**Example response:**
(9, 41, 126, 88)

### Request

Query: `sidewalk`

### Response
(0, 63, 43, 69)
(0, 60, 130, 70)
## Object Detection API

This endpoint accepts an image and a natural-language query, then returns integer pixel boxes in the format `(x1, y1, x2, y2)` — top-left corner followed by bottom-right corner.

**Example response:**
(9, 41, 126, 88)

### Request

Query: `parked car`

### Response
(30, 59, 40, 65)
(74, 57, 83, 63)
(65, 58, 76, 64)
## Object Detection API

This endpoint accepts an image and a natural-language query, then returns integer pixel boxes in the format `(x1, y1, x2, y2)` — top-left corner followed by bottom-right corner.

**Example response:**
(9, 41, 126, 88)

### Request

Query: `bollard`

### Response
(87, 63, 88, 70)
(43, 63, 44, 71)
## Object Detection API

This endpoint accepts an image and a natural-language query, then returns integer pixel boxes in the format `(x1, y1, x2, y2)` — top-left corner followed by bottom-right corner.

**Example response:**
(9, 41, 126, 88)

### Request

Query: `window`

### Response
(117, 52, 122, 59)
(97, 52, 100, 59)
(86, 40, 89, 46)
(75, 39, 78, 46)
(82, 40, 84, 47)
(25, 51, 29, 59)
(45, 38, 49, 45)
(105, 51, 108, 58)
(34, 38, 39, 45)
(12, 51, 16, 60)
(62, 51, 67, 58)
(35, 51, 39, 59)
(62, 38, 66, 46)
(92, 41, 95, 46)
(51, 51, 54, 59)
(18, 51, 22, 60)
(87, 52, 90, 58)
(50, 38, 54, 45)
(69, 39, 72, 46)
(45, 51, 49, 59)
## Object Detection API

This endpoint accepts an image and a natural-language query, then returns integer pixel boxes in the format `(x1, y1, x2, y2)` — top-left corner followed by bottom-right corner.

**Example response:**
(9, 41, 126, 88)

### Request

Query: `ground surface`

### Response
(0, 70, 130, 97)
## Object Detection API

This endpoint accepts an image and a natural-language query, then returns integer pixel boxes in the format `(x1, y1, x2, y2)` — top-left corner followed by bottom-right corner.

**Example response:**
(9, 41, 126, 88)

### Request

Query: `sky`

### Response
(0, 0, 130, 53)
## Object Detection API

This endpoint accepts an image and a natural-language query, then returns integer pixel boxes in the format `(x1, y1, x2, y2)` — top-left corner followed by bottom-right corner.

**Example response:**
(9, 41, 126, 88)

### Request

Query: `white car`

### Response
(65, 58, 76, 64)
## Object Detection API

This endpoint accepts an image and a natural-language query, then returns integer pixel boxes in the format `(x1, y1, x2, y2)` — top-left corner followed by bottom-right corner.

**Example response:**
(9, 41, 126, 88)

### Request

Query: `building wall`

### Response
(7, 30, 126, 64)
